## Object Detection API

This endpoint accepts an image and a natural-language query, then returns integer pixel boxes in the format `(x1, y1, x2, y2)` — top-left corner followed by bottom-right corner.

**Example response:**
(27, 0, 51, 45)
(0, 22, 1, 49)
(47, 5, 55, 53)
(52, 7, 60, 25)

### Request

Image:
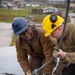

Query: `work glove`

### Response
(26, 70, 32, 75)
(32, 69, 41, 75)
(52, 49, 66, 59)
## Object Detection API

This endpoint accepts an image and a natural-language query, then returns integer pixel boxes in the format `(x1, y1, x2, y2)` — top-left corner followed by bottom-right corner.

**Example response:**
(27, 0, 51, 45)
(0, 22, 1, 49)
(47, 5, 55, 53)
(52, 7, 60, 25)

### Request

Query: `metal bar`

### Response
(58, 0, 70, 50)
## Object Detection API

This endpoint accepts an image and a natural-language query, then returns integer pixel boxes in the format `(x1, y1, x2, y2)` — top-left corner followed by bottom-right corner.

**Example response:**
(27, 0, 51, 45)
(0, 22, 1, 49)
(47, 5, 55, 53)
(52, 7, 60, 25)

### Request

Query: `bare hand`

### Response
(26, 70, 32, 75)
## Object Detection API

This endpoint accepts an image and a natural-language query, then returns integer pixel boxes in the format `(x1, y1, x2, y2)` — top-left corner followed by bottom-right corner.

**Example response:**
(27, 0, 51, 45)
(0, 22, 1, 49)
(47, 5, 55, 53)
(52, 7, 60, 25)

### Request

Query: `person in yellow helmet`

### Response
(42, 13, 75, 75)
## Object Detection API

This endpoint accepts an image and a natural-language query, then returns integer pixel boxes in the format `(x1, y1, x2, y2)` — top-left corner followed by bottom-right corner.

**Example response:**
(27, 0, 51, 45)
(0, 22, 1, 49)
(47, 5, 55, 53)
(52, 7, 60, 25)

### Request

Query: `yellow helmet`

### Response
(42, 13, 64, 37)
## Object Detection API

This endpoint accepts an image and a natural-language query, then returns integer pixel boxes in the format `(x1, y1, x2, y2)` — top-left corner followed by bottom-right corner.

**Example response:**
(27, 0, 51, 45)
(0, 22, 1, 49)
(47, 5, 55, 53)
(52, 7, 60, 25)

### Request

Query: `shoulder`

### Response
(33, 26, 44, 38)
(66, 23, 75, 31)
(67, 23, 75, 31)
(66, 23, 75, 39)
(35, 26, 44, 33)
(40, 34, 50, 44)
(16, 36, 27, 46)
(30, 25, 44, 33)
(67, 23, 75, 27)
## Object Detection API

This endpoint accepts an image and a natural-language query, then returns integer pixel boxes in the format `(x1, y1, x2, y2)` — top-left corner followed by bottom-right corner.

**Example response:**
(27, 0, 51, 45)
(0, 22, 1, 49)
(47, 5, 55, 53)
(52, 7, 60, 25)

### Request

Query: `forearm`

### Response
(42, 60, 55, 74)
(16, 44, 31, 73)
(64, 53, 75, 63)
(26, 70, 32, 75)
(54, 60, 68, 75)
(17, 56, 31, 73)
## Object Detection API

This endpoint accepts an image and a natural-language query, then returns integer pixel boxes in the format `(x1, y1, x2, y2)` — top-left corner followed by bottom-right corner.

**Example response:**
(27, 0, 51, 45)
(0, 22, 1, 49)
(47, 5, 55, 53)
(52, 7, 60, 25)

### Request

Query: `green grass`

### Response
(0, 8, 31, 22)
(10, 34, 17, 46)
(0, 7, 46, 22)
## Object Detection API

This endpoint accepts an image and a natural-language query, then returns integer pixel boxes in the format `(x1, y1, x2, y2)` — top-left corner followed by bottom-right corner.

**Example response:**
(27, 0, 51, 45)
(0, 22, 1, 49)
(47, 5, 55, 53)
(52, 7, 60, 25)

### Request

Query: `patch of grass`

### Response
(10, 34, 17, 46)
(0, 7, 45, 22)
